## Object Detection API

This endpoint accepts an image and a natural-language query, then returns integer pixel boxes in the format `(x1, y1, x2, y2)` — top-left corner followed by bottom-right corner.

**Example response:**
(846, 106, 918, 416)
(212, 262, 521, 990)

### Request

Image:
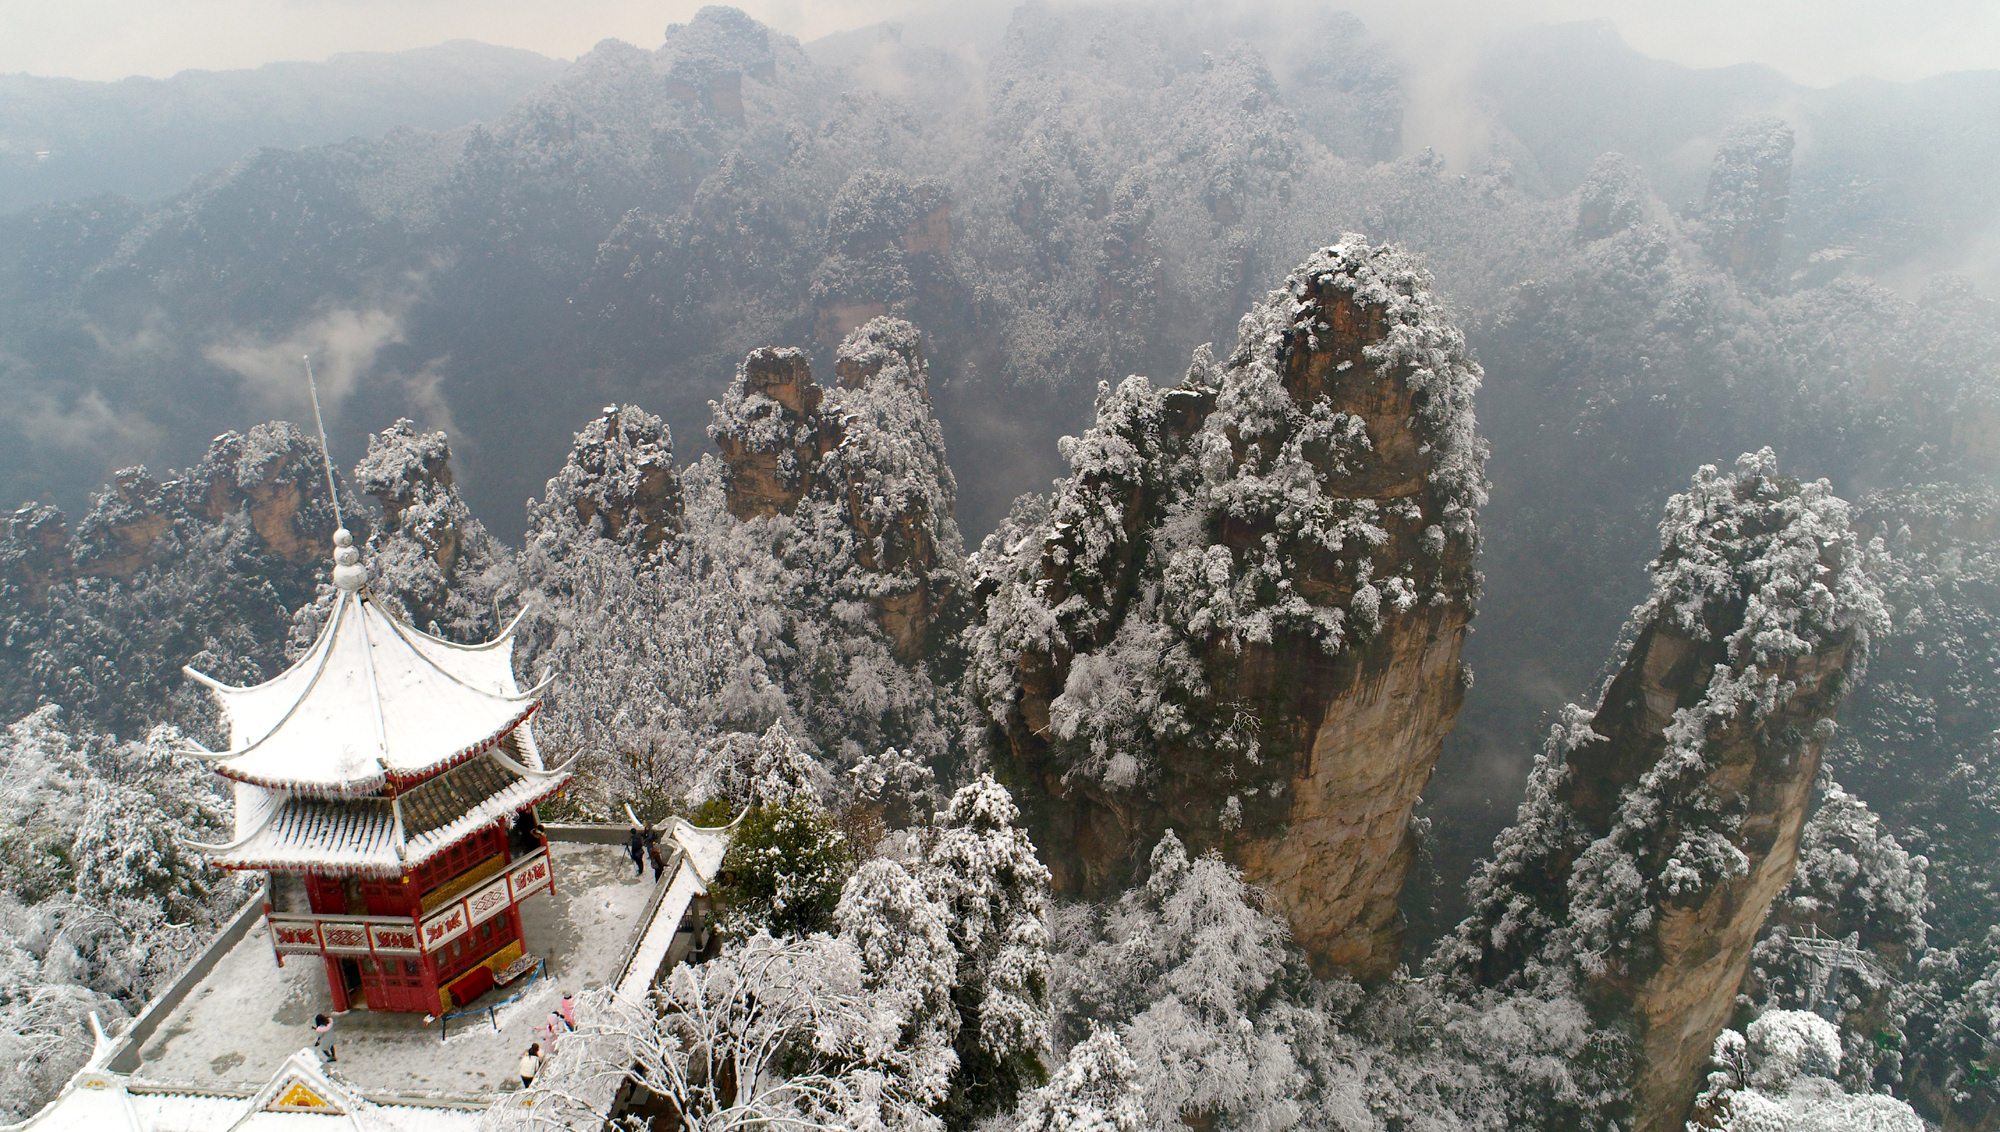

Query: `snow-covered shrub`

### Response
(1695, 1011, 1927, 1132)
(1013, 1027, 1147, 1132)
(716, 793, 857, 939)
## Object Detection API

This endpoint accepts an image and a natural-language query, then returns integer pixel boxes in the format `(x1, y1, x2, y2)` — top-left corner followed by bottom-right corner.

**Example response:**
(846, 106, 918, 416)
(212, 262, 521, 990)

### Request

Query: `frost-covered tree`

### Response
(1012, 1027, 1147, 1132)
(522, 453, 789, 820)
(1053, 832, 1300, 1129)
(837, 858, 960, 1108)
(0, 707, 240, 1120)
(716, 792, 856, 939)
(1903, 925, 2000, 1130)
(1041, 826, 1634, 1130)
(694, 720, 835, 814)
(923, 775, 1052, 1127)
(1691, 1010, 1926, 1132)
(507, 937, 942, 1132)
(1831, 485, 2000, 953)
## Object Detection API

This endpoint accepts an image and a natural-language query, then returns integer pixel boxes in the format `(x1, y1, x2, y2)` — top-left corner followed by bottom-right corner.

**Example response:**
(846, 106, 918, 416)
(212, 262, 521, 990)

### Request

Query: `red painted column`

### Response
(323, 955, 350, 1013)
(422, 951, 441, 1015)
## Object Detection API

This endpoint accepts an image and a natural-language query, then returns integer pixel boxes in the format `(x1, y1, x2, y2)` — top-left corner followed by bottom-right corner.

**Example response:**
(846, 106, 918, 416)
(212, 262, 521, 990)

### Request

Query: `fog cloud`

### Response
(204, 299, 458, 439)
(8, 388, 162, 457)
(4, 0, 1997, 87)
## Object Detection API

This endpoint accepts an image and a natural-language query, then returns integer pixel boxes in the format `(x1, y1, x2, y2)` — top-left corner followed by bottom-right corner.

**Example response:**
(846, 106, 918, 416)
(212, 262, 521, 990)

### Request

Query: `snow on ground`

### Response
(131, 844, 653, 1100)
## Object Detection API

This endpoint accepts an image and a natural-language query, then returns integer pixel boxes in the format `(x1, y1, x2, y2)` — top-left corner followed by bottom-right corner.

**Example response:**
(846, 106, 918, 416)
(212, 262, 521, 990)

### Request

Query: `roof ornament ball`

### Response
(332, 528, 366, 592)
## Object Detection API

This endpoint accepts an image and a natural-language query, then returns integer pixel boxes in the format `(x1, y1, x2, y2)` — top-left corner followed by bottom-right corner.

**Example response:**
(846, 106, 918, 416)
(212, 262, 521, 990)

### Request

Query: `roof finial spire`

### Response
(305, 355, 365, 593)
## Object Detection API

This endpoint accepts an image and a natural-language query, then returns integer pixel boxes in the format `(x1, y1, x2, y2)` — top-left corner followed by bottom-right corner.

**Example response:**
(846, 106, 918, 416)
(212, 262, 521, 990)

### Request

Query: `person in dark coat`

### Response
(312, 1013, 336, 1063)
(648, 837, 667, 882)
(626, 825, 645, 878)
(512, 809, 544, 855)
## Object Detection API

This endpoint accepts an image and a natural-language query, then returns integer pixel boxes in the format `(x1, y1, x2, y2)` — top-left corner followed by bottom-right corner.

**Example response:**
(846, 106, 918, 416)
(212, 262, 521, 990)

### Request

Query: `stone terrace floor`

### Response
(131, 842, 655, 1102)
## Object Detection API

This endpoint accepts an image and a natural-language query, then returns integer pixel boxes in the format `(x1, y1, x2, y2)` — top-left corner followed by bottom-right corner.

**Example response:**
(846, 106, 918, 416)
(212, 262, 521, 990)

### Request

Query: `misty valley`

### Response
(2, 4, 1999, 1132)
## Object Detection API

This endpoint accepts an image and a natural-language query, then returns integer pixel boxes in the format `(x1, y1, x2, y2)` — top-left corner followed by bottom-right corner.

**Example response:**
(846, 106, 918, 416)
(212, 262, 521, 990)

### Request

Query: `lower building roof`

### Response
(200, 735, 569, 876)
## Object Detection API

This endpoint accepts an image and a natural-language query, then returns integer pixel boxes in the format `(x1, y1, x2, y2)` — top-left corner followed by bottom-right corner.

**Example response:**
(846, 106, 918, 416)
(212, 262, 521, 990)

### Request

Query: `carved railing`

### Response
(266, 847, 555, 960)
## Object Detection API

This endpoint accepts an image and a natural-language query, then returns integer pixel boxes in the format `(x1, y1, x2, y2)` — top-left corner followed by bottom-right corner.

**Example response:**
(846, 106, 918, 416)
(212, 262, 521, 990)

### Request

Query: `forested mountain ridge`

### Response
(3, 243, 1989, 1131)
(0, 41, 566, 214)
(5, 3, 2000, 1127)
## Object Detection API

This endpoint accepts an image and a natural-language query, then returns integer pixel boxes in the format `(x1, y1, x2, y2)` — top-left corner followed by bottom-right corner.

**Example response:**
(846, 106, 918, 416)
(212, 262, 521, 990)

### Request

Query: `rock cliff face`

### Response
(539, 404, 684, 557)
(1700, 118, 1794, 281)
(0, 504, 74, 600)
(711, 317, 967, 662)
(713, 348, 836, 520)
(1440, 450, 1887, 1132)
(810, 171, 956, 347)
(348, 419, 515, 639)
(1, 422, 350, 599)
(974, 239, 1487, 977)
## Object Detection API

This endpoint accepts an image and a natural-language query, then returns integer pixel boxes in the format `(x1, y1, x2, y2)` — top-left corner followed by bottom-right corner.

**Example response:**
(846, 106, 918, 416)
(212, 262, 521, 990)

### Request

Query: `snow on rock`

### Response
(526, 404, 683, 560)
(344, 419, 518, 644)
(1439, 449, 1887, 1132)
(709, 315, 965, 663)
(973, 237, 1486, 976)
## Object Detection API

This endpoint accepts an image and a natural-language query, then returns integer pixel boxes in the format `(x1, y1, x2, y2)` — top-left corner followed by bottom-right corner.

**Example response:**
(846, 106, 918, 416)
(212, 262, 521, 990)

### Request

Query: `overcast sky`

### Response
(2, 0, 1996, 87)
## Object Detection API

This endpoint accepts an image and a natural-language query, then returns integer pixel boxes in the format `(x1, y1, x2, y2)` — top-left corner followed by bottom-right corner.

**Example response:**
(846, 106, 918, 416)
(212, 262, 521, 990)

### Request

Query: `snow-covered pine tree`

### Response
(0, 707, 240, 1120)
(923, 775, 1052, 1128)
(1053, 831, 1302, 1128)
(1012, 1028, 1147, 1132)
(837, 858, 960, 1108)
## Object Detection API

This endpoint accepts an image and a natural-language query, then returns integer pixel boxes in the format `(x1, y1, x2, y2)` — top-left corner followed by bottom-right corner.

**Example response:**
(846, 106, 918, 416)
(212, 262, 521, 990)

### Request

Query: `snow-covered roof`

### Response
(184, 543, 550, 797)
(613, 819, 732, 1000)
(1, 1048, 486, 1132)
(673, 818, 730, 886)
(203, 747, 569, 875)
